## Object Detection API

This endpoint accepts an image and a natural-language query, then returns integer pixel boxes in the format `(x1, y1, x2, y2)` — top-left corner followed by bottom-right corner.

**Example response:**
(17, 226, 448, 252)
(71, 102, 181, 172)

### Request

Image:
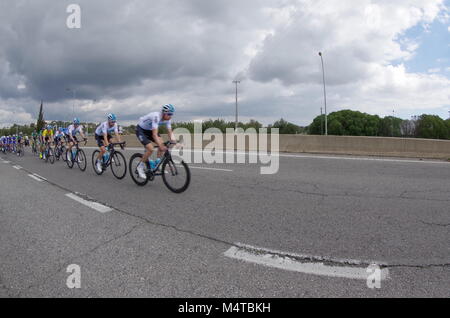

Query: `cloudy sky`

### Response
(0, 0, 449, 127)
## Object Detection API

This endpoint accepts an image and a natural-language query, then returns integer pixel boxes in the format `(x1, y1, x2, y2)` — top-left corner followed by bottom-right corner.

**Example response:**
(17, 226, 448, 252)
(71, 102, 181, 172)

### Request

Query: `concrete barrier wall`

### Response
(86, 134, 450, 160)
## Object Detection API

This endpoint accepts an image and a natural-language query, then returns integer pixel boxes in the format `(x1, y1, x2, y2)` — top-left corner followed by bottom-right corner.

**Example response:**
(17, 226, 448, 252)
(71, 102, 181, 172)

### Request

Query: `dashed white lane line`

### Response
(224, 244, 389, 281)
(13, 165, 22, 170)
(28, 174, 45, 182)
(2, 160, 11, 164)
(189, 166, 233, 172)
(32, 173, 47, 181)
(65, 193, 113, 213)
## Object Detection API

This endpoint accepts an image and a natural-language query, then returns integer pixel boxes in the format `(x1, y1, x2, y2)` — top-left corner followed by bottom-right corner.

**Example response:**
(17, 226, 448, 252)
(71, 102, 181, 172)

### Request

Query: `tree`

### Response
(36, 100, 45, 132)
(269, 118, 303, 134)
(416, 115, 449, 140)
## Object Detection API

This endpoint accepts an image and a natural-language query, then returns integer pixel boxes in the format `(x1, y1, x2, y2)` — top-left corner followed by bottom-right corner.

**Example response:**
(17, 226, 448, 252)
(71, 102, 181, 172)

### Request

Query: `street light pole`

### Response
(66, 88, 76, 119)
(318, 52, 328, 136)
(232, 80, 240, 130)
(320, 107, 323, 135)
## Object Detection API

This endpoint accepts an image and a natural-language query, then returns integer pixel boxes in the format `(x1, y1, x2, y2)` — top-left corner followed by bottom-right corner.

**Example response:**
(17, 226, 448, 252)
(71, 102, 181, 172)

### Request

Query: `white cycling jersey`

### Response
(95, 121, 118, 136)
(68, 124, 84, 137)
(138, 112, 172, 131)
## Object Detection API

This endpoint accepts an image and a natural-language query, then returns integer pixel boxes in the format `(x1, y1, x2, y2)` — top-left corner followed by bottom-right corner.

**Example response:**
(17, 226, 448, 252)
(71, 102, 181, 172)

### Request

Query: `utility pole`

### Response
(232, 80, 240, 130)
(318, 52, 328, 136)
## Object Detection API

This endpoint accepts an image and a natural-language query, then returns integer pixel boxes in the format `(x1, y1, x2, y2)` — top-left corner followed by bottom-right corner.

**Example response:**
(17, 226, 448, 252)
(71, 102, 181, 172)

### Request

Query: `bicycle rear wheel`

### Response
(92, 150, 104, 175)
(77, 149, 87, 171)
(66, 149, 74, 169)
(48, 148, 55, 164)
(129, 153, 149, 186)
(111, 151, 127, 180)
(162, 157, 191, 193)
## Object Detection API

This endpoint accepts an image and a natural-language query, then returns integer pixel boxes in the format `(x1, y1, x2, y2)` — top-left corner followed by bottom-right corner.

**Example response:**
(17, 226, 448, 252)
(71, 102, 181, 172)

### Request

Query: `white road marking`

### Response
(32, 173, 47, 181)
(224, 244, 389, 281)
(189, 166, 233, 172)
(2, 160, 11, 164)
(65, 193, 112, 213)
(13, 165, 22, 170)
(28, 174, 44, 182)
(85, 146, 448, 165)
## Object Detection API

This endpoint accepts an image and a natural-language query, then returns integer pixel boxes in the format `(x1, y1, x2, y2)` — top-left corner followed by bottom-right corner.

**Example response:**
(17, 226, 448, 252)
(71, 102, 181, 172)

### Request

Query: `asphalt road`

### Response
(0, 147, 449, 297)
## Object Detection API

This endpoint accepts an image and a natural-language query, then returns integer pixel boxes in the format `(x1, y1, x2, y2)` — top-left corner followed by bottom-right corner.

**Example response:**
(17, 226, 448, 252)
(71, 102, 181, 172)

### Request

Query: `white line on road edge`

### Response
(65, 193, 113, 213)
(85, 147, 448, 165)
(224, 244, 389, 281)
(28, 174, 44, 182)
(13, 165, 22, 170)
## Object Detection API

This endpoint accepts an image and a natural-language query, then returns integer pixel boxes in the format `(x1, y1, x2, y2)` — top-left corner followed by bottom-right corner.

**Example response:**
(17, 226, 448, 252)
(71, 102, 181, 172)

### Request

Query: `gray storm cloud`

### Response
(0, 0, 448, 127)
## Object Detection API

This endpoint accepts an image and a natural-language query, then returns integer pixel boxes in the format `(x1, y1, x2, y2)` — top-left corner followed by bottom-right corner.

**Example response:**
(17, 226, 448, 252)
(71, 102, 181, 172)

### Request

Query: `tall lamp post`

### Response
(232, 80, 240, 130)
(318, 52, 328, 136)
(65, 88, 76, 120)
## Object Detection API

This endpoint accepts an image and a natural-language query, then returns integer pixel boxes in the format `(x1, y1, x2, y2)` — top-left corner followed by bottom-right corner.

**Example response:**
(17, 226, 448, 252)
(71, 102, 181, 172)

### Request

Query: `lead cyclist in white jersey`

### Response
(135, 104, 177, 179)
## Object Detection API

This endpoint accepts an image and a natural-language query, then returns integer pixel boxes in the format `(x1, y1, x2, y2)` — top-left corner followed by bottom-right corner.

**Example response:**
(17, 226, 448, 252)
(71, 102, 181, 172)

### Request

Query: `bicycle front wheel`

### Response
(111, 151, 127, 180)
(77, 149, 87, 171)
(162, 158, 191, 193)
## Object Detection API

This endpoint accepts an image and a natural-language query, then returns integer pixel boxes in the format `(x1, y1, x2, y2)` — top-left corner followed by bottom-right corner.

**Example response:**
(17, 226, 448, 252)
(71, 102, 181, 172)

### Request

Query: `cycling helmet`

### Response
(162, 104, 175, 115)
(107, 113, 117, 122)
(73, 118, 80, 125)
(47, 125, 52, 130)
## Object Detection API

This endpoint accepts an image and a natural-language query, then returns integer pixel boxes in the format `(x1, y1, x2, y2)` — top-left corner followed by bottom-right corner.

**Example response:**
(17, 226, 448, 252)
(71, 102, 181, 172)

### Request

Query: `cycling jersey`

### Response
(95, 121, 118, 136)
(138, 112, 172, 131)
(68, 124, 84, 137)
(42, 129, 53, 138)
(54, 130, 64, 138)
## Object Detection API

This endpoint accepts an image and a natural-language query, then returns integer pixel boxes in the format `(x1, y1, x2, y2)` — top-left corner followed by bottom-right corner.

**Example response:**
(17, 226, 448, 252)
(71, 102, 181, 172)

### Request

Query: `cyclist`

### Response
(41, 125, 54, 159)
(17, 132, 24, 156)
(135, 104, 177, 179)
(94, 113, 122, 172)
(67, 118, 87, 162)
(54, 127, 65, 147)
(0, 135, 5, 152)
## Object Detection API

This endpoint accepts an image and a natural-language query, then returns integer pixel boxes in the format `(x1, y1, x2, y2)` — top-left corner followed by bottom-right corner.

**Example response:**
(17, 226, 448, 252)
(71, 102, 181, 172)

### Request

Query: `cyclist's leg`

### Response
(136, 127, 154, 163)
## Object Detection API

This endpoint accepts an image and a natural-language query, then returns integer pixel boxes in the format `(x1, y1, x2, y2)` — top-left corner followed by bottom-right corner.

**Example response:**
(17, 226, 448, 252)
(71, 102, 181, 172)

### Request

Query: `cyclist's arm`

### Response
(167, 128, 176, 142)
(152, 128, 164, 148)
(114, 125, 121, 143)
(80, 129, 86, 140)
(103, 132, 109, 147)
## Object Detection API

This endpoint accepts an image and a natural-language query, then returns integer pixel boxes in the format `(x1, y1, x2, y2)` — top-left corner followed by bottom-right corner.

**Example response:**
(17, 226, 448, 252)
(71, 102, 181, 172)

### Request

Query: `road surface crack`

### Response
(420, 221, 450, 228)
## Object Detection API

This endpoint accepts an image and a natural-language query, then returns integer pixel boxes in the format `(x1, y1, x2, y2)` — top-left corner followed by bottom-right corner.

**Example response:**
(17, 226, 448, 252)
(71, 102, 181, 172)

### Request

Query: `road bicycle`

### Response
(43, 143, 55, 164)
(129, 141, 191, 193)
(92, 142, 127, 179)
(65, 138, 87, 171)
(31, 141, 38, 156)
(16, 143, 25, 157)
(54, 142, 66, 161)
